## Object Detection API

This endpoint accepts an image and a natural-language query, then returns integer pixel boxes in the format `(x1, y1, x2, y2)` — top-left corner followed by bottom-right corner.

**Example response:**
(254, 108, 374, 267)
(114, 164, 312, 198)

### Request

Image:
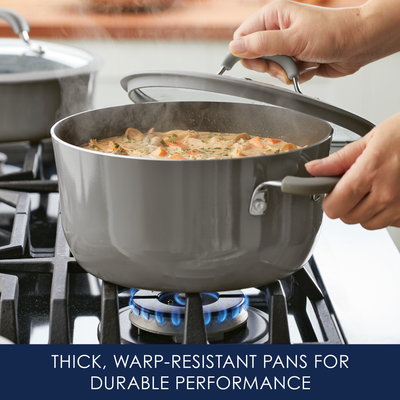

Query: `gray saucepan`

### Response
(51, 66, 374, 292)
(0, 8, 102, 143)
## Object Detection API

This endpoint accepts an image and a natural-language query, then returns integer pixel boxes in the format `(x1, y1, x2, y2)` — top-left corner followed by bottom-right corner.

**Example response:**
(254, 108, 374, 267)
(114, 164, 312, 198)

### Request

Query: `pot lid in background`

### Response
(0, 7, 102, 83)
(120, 69, 375, 139)
(0, 39, 102, 83)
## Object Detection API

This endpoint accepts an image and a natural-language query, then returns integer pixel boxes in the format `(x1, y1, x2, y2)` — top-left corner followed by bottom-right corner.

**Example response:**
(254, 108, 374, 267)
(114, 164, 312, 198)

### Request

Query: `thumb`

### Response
(229, 29, 293, 59)
(305, 138, 367, 177)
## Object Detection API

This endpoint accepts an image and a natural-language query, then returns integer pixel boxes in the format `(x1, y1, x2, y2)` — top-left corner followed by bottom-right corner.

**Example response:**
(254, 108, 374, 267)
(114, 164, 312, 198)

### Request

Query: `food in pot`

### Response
(81, 128, 301, 159)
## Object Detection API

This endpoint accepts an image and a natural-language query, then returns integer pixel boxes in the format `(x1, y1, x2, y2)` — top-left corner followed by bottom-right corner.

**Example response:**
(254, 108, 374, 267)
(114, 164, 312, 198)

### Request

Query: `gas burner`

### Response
(115, 290, 267, 344)
(129, 290, 248, 343)
(119, 305, 269, 344)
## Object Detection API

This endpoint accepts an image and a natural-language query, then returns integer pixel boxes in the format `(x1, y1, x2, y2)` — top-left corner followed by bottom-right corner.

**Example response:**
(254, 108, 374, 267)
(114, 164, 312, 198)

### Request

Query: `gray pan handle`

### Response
(249, 176, 341, 216)
(0, 8, 44, 54)
(0, 8, 30, 35)
(220, 53, 299, 80)
(281, 175, 341, 196)
(219, 53, 301, 93)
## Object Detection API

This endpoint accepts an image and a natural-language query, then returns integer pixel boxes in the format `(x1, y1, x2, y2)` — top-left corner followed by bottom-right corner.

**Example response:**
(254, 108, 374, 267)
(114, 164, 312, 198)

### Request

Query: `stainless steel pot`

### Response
(51, 68, 374, 292)
(0, 8, 102, 143)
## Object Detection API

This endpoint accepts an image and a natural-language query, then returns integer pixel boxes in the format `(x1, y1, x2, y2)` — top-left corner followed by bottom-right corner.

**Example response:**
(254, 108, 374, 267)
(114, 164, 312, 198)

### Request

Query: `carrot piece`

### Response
(107, 141, 116, 152)
(168, 154, 186, 160)
(165, 140, 190, 149)
(249, 136, 264, 148)
(185, 150, 203, 155)
(106, 141, 128, 154)
(266, 138, 282, 144)
(149, 147, 168, 158)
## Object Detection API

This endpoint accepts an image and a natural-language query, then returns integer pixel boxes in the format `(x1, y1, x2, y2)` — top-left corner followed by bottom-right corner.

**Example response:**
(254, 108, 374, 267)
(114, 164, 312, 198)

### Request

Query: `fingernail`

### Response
(303, 62, 320, 71)
(230, 38, 247, 55)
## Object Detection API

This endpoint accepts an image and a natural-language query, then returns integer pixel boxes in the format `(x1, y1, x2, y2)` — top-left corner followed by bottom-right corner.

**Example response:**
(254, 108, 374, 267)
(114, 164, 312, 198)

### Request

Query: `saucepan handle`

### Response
(0, 8, 30, 35)
(219, 53, 302, 93)
(249, 175, 341, 216)
(281, 175, 341, 196)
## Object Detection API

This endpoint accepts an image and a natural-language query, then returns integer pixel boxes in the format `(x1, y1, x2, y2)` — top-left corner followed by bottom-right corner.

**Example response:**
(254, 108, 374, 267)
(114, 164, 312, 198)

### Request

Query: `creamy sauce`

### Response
(81, 128, 301, 160)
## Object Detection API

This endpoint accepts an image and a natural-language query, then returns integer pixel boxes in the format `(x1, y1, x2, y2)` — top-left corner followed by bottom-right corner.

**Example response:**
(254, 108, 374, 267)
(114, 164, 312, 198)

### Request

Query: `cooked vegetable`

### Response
(168, 154, 186, 160)
(106, 141, 128, 155)
(266, 138, 282, 144)
(165, 140, 190, 149)
(249, 136, 264, 148)
(149, 147, 168, 158)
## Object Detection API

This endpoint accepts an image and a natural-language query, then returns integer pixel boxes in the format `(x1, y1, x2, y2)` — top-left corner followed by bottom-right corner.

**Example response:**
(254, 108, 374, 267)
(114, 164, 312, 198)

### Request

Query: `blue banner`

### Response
(0, 344, 398, 399)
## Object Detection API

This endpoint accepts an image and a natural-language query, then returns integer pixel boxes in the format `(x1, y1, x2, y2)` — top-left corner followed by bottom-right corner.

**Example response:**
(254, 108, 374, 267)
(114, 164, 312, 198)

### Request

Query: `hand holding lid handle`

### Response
(219, 52, 302, 93)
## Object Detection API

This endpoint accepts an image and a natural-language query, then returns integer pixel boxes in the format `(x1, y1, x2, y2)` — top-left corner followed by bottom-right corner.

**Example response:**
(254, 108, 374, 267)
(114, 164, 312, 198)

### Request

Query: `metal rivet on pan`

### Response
(254, 199, 267, 213)
(311, 194, 323, 202)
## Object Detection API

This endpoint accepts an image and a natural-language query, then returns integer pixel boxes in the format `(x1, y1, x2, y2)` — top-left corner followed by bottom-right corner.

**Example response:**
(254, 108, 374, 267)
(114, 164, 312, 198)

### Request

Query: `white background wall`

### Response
(58, 38, 400, 248)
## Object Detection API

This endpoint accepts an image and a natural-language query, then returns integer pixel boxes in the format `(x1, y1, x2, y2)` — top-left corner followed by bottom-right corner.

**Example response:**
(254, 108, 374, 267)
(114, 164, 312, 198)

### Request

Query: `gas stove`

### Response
(0, 137, 399, 345)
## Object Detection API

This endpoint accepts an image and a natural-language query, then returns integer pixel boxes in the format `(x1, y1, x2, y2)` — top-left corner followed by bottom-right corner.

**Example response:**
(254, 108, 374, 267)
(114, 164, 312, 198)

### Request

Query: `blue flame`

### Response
(174, 293, 186, 306)
(129, 289, 140, 316)
(217, 308, 227, 323)
(132, 304, 140, 316)
(205, 292, 219, 301)
(155, 310, 164, 324)
(129, 288, 138, 307)
(142, 310, 150, 320)
(203, 309, 211, 325)
(231, 305, 240, 319)
(242, 294, 249, 311)
(171, 308, 181, 326)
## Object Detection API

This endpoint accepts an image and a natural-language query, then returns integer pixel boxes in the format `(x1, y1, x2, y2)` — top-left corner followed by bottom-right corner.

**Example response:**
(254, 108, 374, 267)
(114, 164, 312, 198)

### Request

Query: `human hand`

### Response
(305, 112, 400, 230)
(229, 0, 400, 84)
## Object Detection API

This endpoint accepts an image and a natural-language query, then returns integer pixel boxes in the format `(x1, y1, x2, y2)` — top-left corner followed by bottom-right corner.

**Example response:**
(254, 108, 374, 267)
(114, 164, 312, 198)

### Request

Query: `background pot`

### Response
(0, 8, 102, 143)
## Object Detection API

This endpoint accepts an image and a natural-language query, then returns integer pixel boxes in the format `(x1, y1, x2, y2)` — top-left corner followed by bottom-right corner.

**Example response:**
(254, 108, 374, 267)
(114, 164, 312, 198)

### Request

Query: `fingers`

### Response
(306, 135, 373, 221)
(232, 4, 280, 39)
(391, 219, 400, 228)
(239, 58, 320, 84)
(305, 136, 368, 176)
(240, 58, 291, 84)
(306, 112, 400, 230)
(230, 29, 294, 60)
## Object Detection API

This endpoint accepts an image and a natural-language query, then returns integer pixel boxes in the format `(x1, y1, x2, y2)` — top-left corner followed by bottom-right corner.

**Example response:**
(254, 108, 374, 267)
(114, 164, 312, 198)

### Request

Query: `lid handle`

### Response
(0, 8, 30, 35)
(0, 8, 44, 54)
(219, 53, 302, 93)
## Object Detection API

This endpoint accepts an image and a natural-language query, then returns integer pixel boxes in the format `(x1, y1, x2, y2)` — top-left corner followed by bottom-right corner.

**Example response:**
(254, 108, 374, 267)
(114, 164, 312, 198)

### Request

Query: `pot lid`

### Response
(121, 63, 375, 138)
(0, 8, 102, 83)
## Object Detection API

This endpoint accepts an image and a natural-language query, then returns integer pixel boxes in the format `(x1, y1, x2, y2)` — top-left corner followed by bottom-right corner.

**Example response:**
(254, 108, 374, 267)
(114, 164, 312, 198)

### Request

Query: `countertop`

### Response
(0, 0, 366, 40)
